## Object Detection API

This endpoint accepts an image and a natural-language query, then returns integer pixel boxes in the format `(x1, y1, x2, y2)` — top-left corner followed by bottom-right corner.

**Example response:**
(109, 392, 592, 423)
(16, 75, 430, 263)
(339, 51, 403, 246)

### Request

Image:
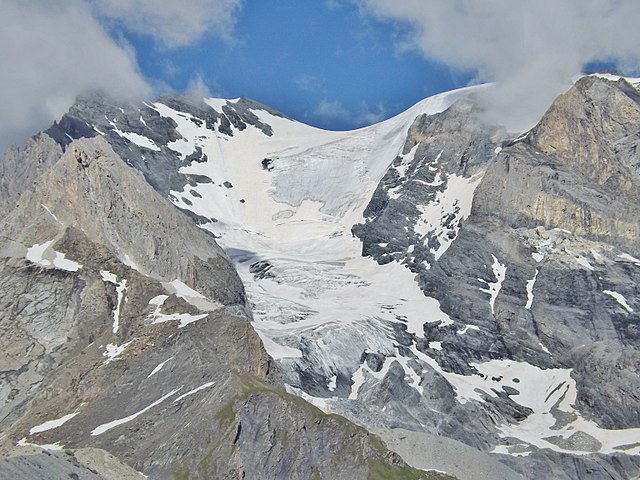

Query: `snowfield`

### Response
(149, 86, 640, 459)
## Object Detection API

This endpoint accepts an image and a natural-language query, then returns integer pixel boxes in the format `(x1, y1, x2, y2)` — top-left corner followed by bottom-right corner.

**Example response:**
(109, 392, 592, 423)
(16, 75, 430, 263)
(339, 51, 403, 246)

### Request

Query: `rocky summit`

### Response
(0, 74, 639, 480)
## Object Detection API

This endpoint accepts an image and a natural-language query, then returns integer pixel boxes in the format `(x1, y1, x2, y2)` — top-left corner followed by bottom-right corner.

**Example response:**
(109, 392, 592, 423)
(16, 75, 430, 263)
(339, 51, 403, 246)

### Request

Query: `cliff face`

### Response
(0, 133, 62, 217)
(350, 77, 640, 480)
(0, 137, 432, 479)
(474, 77, 640, 255)
(466, 77, 640, 430)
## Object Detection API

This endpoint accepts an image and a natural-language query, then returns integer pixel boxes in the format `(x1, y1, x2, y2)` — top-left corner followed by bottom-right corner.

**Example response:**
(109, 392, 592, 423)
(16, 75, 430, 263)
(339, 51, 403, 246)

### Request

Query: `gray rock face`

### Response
(0, 447, 146, 480)
(0, 136, 245, 307)
(347, 77, 640, 479)
(0, 136, 431, 479)
(0, 133, 62, 217)
(43, 92, 284, 200)
(445, 77, 640, 430)
(475, 76, 640, 256)
(353, 99, 501, 274)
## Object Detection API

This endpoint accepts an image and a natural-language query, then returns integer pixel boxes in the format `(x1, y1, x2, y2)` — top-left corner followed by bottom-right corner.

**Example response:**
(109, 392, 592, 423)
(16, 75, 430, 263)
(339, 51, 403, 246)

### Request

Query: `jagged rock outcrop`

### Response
(475, 76, 640, 256)
(353, 98, 502, 273)
(0, 133, 62, 217)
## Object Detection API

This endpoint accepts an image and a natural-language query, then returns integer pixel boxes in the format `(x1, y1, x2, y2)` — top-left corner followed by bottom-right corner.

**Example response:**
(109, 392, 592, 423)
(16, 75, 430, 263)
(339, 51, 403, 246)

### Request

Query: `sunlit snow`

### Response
(414, 172, 483, 260)
(26, 239, 82, 272)
(103, 339, 134, 364)
(147, 356, 174, 378)
(478, 255, 506, 315)
(603, 290, 634, 313)
(91, 388, 182, 435)
(172, 382, 216, 403)
(100, 270, 127, 334)
(147, 295, 208, 328)
(29, 412, 79, 435)
(525, 269, 539, 310)
(16, 437, 64, 451)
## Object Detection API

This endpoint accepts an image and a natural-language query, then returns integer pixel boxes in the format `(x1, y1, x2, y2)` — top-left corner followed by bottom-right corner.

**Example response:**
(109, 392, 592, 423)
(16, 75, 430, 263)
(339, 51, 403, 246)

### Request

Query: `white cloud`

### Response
(91, 0, 244, 48)
(295, 74, 326, 93)
(313, 100, 350, 120)
(362, 0, 640, 132)
(186, 74, 212, 98)
(311, 100, 388, 128)
(355, 102, 387, 125)
(0, 0, 246, 154)
(0, 0, 150, 153)
(324, 0, 346, 10)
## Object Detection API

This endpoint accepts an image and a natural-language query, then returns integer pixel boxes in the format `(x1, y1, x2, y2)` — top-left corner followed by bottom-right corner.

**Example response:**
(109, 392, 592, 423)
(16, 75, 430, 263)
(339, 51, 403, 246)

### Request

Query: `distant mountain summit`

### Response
(0, 75, 639, 479)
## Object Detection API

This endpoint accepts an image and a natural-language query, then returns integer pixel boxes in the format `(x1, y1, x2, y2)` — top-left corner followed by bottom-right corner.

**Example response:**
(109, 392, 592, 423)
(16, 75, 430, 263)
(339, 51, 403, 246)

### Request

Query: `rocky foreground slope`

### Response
(0, 75, 639, 479)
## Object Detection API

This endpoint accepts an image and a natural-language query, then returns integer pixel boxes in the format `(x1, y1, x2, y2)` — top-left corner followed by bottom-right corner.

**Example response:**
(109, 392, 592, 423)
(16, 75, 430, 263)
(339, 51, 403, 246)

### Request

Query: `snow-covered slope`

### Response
(154, 88, 474, 367)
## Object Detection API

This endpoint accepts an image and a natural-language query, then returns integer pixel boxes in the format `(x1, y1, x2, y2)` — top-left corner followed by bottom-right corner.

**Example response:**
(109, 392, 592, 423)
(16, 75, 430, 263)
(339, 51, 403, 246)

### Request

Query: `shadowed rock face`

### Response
(0, 137, 433, 479)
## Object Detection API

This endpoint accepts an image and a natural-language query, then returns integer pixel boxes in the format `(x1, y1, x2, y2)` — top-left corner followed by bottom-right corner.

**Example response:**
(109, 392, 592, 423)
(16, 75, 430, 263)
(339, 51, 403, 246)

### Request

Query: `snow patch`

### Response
(29, 412, 79, 435)
(173, 382, 216, 403)
(26, 240, 82, 272)
(91, 388, 182, 435)
(525, 269, 539, 310)
(103, 339, 135, 364)
(414, 173, 483, 260)
(147, 295, 208, 329)
(618, 253, 640, 265)
(532, 252, 544, 263)
(349, 363, 369, 400)
(603, 290, 634, 313)
(479, 255, 507, 315)
(456, 324, 480, 335)
(17, 437, 64, 451)
(100, 270, 127, 334)
(41, 204, 60, 223)
(167, 279, 220, 311)
(147, 356, 174, 378)
(107, 119, 161, 151)
(327, 374, 337, 392)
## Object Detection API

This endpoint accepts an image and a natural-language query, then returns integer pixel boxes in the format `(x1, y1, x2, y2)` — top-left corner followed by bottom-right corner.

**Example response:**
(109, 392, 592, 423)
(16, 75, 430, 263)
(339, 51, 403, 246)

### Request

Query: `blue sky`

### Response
(130, 1, 469, 130)
(2, 1, 640, 153)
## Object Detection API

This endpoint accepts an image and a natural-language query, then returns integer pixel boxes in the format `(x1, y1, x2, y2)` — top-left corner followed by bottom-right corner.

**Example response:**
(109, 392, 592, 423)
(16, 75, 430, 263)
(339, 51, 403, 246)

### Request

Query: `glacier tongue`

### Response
(153, 88, 473, 396)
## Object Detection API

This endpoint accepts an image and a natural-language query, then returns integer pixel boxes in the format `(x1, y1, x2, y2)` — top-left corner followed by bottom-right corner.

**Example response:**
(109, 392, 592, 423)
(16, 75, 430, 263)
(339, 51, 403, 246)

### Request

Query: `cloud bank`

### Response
(91, 0, 244, 47)
(0, 0, 243, 154)
(362, 0, 640, 131)
(0, 1, 149, 152)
